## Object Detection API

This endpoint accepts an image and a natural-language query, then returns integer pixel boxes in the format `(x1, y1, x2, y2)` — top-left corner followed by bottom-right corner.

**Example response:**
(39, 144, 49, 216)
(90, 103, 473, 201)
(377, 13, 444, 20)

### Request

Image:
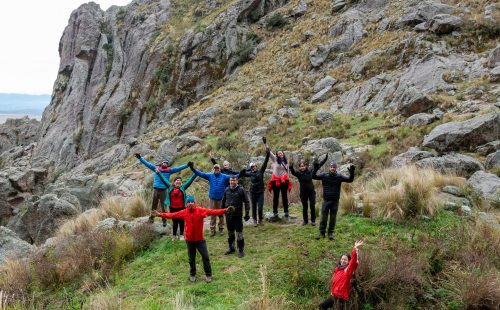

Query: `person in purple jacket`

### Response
(135, 153, 188, 226)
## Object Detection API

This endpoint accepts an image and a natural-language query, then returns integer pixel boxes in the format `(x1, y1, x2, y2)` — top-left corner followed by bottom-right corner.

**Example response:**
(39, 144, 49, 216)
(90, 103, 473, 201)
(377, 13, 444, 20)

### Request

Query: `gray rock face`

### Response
(423, 113, 500, 152)
(284, 97, 300, 107)
(290, 0, 307, 17)
(426, 14, 463, 34)
(316, 110, 333, 124)
(332, 1, 346, 12)
(476, 141, 500, 156)
(45, 174, 101, 210)
(490, 66, 500, 82)
(489, 44, 500, 68)
(309, 44, 331, 67)
(311, 86, 332, 103)
(0, 226, 35, 264)
(156, 140, 178, 163)
(197, 107, 219, 129)
(467, 171, 500, 203)
(314, 76, 337, 93)
(329, 10, 366, 52)
(235, 96, 254, 110)
(244, 127, 268, 147)
(278, 108, 299, 118)
(397, 0, 455, 28)
(485, 150, 500, 169)
(391, 147, 435, 168)
(302, 137, 342, 155)
(404, 108, 444, 127)
(415, 153, 484, 178)
(0, 117, 40, 154)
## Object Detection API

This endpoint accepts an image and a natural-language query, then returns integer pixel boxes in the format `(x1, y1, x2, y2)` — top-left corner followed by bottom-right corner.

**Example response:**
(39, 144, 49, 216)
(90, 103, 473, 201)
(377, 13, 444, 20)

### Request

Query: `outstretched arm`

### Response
(137, 155, 156, 171)
(204, 208, 227, 217)
(346, 240, 363, 276)
(340, 165, 356, 183)
(169, 163, 189, 173)
(154, 209, 186, 219)
(182, 173, 197, 189)
(189, 162, 210, 180)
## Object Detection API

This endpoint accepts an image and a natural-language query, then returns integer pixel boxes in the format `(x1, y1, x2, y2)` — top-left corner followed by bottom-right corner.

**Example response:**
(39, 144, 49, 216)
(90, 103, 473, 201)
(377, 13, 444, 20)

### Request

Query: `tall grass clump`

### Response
(83, 286, 123, 310)
(340, 184, 357, 214)
(174, 290, 194, 310)
(364, 166, 463, 222)
(124, 195, 149, 219)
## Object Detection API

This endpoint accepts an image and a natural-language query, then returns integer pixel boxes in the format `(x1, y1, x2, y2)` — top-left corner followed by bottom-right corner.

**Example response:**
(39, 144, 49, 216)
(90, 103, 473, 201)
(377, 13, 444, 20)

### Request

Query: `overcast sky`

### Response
(0, 1, 132, 95)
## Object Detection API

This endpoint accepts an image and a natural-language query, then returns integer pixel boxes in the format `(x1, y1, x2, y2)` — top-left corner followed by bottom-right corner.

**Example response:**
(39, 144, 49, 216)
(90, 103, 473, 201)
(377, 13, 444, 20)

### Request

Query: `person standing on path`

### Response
(188, 161, 232, 236)
(135, 153, 188, 226)
(239, 148, 270, 225)
(156, 170, 197, 241)
(313, 155, 355, 240)
(264, 137, 292, 220)
(153, 196, 234, 283)
(318, 240, 364, 309)
(290, 160, 316, 226)
(222, 175, 250, 257)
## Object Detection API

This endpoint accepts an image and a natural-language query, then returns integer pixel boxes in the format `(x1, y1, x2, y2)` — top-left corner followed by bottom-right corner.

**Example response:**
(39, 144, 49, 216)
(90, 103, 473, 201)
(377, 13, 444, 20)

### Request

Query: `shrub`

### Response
(266, 13, 287, 29)
(83, 287, 122, 310)
(217, 137, 238, 151)
(56, 208, 105, 238)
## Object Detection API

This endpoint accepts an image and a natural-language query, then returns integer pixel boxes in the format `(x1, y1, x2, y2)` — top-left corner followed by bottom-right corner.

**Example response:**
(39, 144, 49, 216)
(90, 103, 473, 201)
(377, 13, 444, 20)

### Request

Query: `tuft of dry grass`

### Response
(83, 286, 123, 310)
(0, 259, 31, 296)
(174, 290, 194, 310)
(101, 197, 126, 219)
(56, 208, 106, 238)
(364, 166, 464, 222)
(124, 195, 149, 219)
(340, 184, 357, 214)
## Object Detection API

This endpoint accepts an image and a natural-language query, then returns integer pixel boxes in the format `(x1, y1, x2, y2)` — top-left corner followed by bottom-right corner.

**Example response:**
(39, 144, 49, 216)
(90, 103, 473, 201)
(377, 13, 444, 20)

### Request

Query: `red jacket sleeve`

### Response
(203, 208, 226, 217)
(346, 247, 359, 276)
(159, 209, 186, 219)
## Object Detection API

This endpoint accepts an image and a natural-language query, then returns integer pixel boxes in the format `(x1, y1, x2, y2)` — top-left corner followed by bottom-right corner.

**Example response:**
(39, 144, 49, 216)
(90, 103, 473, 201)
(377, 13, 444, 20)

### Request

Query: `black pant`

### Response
(318, 295, 346, 309)
(300, 189, 316, 223)
(226, 215, 244, 251)
(319, 199, 339, 234)
(186, 240, 211, 276)
(171, 207, 184, 236)
(151, 189, 166, 224)
(272, 181, 289, 215)
(250, 191, 264, 221)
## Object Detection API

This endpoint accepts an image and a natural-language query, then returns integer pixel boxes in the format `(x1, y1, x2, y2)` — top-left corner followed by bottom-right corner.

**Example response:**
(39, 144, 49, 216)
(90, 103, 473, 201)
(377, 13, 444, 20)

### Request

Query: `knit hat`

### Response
(249, 162, 256, 168)
(213, 164, 221, 169)
(330, 161, 337, 168)
(186, 196, 195, 203)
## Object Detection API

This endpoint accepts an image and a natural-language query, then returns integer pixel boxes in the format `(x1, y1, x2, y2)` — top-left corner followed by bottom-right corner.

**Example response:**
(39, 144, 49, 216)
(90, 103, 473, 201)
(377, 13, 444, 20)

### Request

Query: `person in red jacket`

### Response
(153, 196, 234, 283)
(319, 240, 364, 309)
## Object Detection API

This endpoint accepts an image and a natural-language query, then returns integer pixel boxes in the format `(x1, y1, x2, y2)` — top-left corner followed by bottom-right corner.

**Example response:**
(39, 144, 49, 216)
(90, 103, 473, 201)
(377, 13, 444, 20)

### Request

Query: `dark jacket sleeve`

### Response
(340, 170, 355, 183)
(211, 158, 217, 165)
(241, 187, 250, 217)
(319, 154, 328, 168)
(312, 169, 325, 180)
(290, 165, 298, 177)
(260, 151, 270, 174)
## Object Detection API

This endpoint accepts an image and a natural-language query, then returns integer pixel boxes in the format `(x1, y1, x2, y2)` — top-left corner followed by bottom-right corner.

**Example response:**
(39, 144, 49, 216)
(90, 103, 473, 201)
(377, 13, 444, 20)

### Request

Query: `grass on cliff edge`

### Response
(71, 208, 492, 309)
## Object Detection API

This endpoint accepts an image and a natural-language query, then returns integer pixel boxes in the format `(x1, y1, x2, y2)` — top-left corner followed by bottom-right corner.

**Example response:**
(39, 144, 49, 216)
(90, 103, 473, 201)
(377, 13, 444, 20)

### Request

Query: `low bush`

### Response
(266, 13, 287, 29)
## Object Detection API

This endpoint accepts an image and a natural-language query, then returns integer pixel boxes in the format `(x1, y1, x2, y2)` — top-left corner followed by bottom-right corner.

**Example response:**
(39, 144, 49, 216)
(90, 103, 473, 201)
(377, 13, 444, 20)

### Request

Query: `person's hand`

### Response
(244, 215, 250, 221)
(188, 161, 194, 169)
(152, 210, 161, 217)
(226, 206, 235, 214)
(135, 153, 141, 159)
(208, 151, 213, 158)
(262, 136, 267, 144)
(348, 164, 356, 173)
(355, 240, 364, 249)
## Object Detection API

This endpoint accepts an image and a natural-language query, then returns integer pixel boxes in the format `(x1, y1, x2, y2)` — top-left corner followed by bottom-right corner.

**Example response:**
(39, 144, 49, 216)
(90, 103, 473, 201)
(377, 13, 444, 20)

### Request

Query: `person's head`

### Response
(277, 150, 285, 158)
(161, 159, 169, 169)
(186, 196, 195, 209)
(329, 161, 337, 174)
(173, 176, 182, 188)
(249, 162, 257, 172)
(223, 160, 231, 170)
(298, 161, 307, 172)
(229, 175, 238, 188)
(213, 164, 221, 174)
(339, 253, 351, 267)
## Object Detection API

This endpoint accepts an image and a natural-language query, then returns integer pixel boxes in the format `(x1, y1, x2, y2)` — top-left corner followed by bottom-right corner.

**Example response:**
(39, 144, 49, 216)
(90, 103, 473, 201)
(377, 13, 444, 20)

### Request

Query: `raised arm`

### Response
(182, 173, 197, 190)
(157, 209, 186, 219)
(210, 157, 217, 165)
(136, 154, 156, 171)
(260, 150, 270, 174)
(188, 162, 210, 180)
(290, 165, 298, 177)
(312, 162, 324, 180)
(340, 165, 356, 183)
(169, 163, 188, 173)
(155, 169, 172, 189)
(319, 153, 329, 168)
(346, 240, 363, 276)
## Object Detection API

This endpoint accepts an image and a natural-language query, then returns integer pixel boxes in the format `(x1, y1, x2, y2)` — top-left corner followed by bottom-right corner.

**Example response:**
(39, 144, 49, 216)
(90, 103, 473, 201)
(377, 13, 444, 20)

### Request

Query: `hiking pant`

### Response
(272, 180, 289, 216)
(186, 240, 212, 277)
(209, 199, 224, 233)
(226, 215, 244, 251)
(170, 207, 185, 236)
(250, 191, 264, 222)
(151, 188, 166, 225)
(319, 199, 339, 234)
(318, 295, 346, 309)
(300, 189, 316, 224)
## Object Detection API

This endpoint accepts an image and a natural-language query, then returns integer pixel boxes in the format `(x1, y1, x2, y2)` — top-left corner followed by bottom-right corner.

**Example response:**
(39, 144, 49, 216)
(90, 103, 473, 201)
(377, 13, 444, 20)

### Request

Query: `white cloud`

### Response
(0, 1, 132, 95)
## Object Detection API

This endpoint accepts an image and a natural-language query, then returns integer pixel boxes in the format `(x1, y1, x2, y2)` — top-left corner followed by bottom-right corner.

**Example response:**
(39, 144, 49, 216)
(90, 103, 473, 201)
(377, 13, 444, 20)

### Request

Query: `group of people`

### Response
(135, 136, 361, 307)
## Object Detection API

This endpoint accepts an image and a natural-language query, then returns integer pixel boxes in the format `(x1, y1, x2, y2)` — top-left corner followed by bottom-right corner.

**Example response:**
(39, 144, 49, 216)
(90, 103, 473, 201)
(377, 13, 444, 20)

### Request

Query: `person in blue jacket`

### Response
(135, 153, 188, 226)
(188, 161, 235, 237)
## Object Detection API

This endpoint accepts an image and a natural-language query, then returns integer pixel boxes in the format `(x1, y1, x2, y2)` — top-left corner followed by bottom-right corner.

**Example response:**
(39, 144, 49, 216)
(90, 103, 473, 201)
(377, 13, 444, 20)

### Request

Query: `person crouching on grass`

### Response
(153, 196, 235, 283)
(319, 240, 364, 310)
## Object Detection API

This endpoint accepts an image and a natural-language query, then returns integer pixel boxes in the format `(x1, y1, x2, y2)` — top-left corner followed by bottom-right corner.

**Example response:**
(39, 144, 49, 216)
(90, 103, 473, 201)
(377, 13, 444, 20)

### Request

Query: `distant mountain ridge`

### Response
(0, 93, 50, 114)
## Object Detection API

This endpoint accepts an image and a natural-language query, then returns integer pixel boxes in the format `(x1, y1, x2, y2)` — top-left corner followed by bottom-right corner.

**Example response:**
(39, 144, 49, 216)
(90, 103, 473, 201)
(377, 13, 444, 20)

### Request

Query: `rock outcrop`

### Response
(0, 226, 35, 264)
(0, 117, 40, 154)
(467, 171, 500, 203)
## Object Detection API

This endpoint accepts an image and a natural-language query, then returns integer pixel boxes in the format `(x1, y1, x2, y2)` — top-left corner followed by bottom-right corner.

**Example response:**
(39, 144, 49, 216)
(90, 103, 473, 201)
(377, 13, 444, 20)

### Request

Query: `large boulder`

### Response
(309, 44, 331, 67)
(426, 14, 463, 34)
(0, 226, 35, 264)
(329, 10, 366, 52)
(467, 171, 500, 203)
(397, 0, 455, 28)
(45, 174, 101, 211)
(423, 113, 500, 152)
(314, 76, 337, 93)
(485, 150, 500, 170)
(415, 153, 484, 177)
(302, 138, 342, 157)
(0, 117, 40, 154)
(243, 127, 268, 147)
(489, 44, 500, 68)
(476, 141, 500, 156)
(156, 139, 178, 163)
(391, 147, 435, 168)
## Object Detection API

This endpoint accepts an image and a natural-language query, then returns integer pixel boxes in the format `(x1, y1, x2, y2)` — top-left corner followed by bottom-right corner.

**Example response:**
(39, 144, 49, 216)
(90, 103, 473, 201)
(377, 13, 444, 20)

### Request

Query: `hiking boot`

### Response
(302, 222, 308, 226)
(172, 235, 177, 241)
(328, 232, 334, 241)
(238, 251, 245, 258)
(189, 276, 196, 283)
(205, 276, 212, 283)
(219, 230, 224, 236)
(209, 230, 215, 237)
(311, 222, 316, 226)
(316, 232, 325, 240)
(224, 248, 236, 255)
(179, 235, 185, 241)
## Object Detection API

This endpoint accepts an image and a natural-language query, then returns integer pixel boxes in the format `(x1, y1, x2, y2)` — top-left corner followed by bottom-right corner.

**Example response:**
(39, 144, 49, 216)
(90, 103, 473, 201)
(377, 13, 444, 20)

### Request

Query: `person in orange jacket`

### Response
(153, 196, 234, 283)
(319, 240, 364, 309)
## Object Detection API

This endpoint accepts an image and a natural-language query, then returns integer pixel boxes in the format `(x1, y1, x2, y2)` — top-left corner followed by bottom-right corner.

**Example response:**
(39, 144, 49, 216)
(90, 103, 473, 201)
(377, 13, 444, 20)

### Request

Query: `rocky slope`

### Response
(1, 0, 499, 262)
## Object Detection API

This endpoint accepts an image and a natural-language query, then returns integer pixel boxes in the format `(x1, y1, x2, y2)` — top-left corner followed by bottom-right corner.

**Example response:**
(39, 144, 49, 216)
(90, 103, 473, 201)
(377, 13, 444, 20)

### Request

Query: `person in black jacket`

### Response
(221, 175, 250, 257)
(313, 155, 355, 241)
(239, 148, 270, 225)
(290, 159, 316, 226)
